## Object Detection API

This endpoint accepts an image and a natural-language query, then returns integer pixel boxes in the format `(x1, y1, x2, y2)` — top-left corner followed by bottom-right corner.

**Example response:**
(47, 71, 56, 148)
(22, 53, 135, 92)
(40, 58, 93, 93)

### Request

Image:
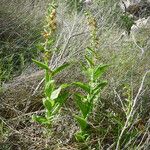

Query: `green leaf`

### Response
(80, 62, 87, 72)
(45, 80, 55, 97)
(75, 94, 90, 118)
(32, 115, 49, 125)
(74, 115, 88, 131)
(89, 81, 107, 105)
(90, 81, 107, 103)
(43, 98, 53, 111)
(93, 80, 107, 92)
(87, 68, 94, 78)
(50, 87, 62, 100)
(94, 64, 108, 80)
(45, 111, 54, 120)
(56, 92, 69, 107)
(36, 43, 44, 51)
(47, 39, 54, 46)
(85, 55, 94, 67)
(75, 131, 89, 142)
(45, 69, 50, 83)
(86, 47, 97, 56)
(52, 63, 69, 76)
(51, 104, 60, 115)
(51, 91, 69, 115)
(32, 59, 49, 70)
(90, 81, 107, 104)
(73, 82, 91, 93)
(60, 83, 70, 89)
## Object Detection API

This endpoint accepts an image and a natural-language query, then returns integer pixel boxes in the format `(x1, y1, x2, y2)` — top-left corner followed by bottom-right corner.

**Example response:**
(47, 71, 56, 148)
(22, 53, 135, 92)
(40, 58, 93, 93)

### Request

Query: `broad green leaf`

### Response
(32, 115, 49, 125)
(45, 80, 55, 97)
(43, 98, 53, 111)
(32, 59, 49, 70)
(50, 87, 62, 100)
(74, 115, 88, 131)
(52, 63, 69, 76)
(56, 92, 69, 107)
(73, 82, 91, 93)
(85, 55, 94, 67)
(75, 94, 90, 118)
(94, 64, 108, 80)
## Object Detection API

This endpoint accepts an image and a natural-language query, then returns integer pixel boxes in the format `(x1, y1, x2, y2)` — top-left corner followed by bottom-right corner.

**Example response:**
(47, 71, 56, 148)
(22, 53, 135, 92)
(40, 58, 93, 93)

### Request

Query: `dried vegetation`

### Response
(0, 0, 150, 149)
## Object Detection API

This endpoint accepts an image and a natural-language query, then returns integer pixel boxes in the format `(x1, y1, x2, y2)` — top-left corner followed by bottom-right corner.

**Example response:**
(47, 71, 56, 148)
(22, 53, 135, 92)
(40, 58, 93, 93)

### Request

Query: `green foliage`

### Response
(0, 43, 39, 85)
(32, 59, 50, 70)
(120, 14, 135, 34)
(74, 82, 91, 93)
(75, 131, 89, 142)
(31, 1, 71, 129)
(74, 47, 108, 142)
(74, 115, 88, 131)
(75, 94, 90, 118)
(1, 1, 150, 149)
(0, 4, 42, 84)
(32, 59, 70, 127)
(52, 63, 70, 76)
(94, 64, 108, 81)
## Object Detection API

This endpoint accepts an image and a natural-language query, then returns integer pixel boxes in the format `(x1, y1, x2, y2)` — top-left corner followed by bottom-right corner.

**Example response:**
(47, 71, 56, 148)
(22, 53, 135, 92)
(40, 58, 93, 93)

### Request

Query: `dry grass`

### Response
(0, 0, 150, 149)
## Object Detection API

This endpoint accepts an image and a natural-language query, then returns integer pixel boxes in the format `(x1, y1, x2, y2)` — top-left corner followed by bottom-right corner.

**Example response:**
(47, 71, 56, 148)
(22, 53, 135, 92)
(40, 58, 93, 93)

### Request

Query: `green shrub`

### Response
(73, 47, 108, 142)
(32, 59, 70, 127)
(31, 1, 71, 129)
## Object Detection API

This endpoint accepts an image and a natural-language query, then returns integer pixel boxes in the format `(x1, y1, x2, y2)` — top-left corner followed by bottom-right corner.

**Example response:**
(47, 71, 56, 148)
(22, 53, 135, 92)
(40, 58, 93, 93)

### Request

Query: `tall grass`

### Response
(0, 0, 50, 84)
